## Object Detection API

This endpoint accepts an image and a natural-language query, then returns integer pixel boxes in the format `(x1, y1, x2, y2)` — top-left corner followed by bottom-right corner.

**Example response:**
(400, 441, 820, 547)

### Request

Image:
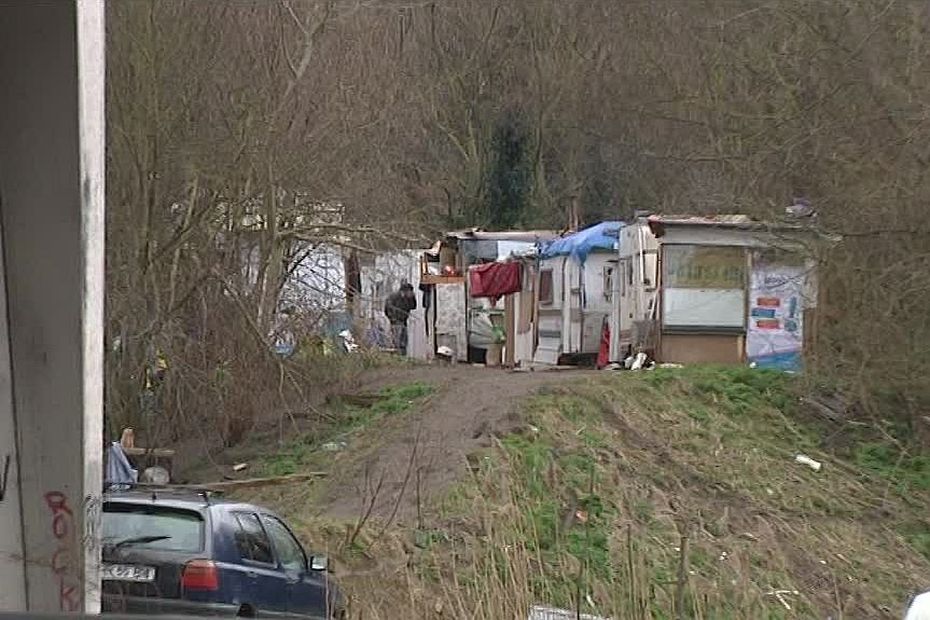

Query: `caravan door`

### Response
(534, 257, 563, 365)
(566, 259, 583, 355)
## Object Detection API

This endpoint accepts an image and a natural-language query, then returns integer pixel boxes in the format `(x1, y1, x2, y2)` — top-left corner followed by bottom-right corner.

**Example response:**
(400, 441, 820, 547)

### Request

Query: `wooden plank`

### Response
(122, 447, 175, 458)
(504, 294, 516, 368)
(420, 274, 465, 285)
(202, 473, 327, 491)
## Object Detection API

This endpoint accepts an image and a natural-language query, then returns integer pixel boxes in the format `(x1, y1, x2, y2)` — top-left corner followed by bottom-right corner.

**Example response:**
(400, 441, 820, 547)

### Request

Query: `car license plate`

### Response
(102, 563, 155, 583)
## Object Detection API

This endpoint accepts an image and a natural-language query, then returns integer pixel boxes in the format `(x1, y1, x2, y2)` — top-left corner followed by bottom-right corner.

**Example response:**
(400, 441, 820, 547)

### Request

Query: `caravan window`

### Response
(664, 245, 745, 289)
(603, 266, 614, 302)
(539, 269, 554, 305)
(620, 259, 629, 296)
(662, 245, 747, 329)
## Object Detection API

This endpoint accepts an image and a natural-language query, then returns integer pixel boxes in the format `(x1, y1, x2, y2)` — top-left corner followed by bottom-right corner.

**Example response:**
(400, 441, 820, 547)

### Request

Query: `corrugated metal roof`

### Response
(643, 214, 812, 234)
(647, 214, 754, 226)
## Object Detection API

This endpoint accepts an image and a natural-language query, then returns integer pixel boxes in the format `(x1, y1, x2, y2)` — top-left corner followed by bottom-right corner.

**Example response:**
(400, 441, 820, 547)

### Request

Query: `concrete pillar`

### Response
(0, 0, 106, 613)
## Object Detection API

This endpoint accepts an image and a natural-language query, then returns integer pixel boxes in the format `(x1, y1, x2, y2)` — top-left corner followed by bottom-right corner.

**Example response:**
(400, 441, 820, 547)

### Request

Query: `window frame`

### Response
(603, 265, 614, 302)
(232, 511, 276, 567)
(662, 244, 747, 290)
(261, 514, 308, 574)
(538, 268, 554, 305)
(660, 244, 748, 331)
(102, 503, 205, 553)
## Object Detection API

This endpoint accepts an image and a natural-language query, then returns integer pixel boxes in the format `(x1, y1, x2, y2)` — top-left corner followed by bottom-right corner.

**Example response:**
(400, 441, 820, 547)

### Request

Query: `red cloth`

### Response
(469, 262, 521, 304)
(597, 321, 610, 369)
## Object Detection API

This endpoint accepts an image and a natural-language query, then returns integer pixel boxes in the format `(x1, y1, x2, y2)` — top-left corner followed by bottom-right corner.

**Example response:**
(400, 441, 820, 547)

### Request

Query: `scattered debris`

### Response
(785, 196, 816, 219)
(339, 329, 358, 353)
(321, 441, 347, 452)
(795, 454, 823, 472)
(658, 362, 684, 369)
(140, 466, 170, 484)
(528, 605, 610, 620)
(232, 462, 249, 472)
(630, 352, 648, 371)
(800, 393, 851, 424)
(766, 589, 800, 611)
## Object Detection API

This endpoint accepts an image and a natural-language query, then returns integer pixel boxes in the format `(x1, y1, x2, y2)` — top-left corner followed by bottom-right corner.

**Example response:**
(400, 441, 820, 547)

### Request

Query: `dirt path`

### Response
(318, 364, 592, 521)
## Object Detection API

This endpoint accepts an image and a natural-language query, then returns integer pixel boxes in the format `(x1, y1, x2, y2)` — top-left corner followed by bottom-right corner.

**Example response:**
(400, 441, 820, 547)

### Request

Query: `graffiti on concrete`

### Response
(45, 490, 83, 612)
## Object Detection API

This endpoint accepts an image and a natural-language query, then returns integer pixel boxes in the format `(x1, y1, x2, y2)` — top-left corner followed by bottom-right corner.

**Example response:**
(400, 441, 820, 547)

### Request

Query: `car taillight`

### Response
(181, 559, 219, 591)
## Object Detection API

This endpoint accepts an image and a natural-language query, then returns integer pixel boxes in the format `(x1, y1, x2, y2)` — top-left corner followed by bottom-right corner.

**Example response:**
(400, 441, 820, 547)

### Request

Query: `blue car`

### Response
(101, 488, 345, 618)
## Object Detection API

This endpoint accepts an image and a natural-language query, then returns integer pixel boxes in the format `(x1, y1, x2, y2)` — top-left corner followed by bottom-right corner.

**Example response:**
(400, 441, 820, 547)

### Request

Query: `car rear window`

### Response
(103, 503, 205, 552)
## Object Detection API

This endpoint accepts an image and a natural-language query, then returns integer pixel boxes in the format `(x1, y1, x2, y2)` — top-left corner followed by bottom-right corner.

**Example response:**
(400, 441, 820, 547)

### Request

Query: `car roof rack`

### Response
(105, 482, 225, 505)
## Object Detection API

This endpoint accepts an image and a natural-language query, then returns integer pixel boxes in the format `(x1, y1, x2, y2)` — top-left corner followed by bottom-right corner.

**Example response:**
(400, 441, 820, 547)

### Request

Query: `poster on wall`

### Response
(746, 251, 807, 371)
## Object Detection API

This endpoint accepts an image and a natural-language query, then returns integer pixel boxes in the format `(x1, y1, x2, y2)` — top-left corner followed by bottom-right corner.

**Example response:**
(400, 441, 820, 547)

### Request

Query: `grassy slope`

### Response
(250, 368, 930, 619)
(259, 382, 435, 477)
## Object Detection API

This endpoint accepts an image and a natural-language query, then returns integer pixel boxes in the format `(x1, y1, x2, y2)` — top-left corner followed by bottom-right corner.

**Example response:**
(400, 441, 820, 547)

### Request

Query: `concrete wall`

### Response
(0, 1, 106, 612)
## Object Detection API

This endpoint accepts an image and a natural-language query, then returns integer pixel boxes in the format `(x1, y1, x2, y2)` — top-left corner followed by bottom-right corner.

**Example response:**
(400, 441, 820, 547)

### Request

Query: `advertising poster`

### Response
(746, 251, 807, 371)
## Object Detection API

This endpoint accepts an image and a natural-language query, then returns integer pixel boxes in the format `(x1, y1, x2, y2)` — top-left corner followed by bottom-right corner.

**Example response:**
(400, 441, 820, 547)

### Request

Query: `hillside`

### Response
(232, 366, 929, 619)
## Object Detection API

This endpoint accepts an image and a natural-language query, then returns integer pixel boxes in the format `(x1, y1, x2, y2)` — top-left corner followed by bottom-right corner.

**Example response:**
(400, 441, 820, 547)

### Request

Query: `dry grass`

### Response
(250, 367, 930, 619)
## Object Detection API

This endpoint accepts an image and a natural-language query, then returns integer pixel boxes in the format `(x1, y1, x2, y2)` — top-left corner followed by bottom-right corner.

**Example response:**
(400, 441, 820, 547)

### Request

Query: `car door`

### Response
(261, 515, 329, 618)
(231, 512, 289, 614)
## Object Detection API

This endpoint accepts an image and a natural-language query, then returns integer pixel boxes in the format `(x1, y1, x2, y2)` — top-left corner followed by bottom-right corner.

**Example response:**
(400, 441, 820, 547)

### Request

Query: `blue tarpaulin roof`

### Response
(538, 221, 624, 263)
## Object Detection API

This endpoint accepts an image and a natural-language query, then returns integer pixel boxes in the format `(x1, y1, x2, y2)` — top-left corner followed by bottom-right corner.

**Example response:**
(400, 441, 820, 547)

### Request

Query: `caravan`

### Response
(613, 215, 824, 370)
(533, 222, 623, 366)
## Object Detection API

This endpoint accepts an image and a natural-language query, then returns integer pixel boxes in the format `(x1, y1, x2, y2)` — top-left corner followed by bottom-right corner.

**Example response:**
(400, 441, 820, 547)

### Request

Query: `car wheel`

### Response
(237, 603, 256, 617)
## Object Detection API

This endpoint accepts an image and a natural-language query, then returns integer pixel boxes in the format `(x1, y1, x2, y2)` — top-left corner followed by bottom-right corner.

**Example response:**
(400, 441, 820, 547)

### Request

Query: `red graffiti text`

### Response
(44, 491, 82, 612)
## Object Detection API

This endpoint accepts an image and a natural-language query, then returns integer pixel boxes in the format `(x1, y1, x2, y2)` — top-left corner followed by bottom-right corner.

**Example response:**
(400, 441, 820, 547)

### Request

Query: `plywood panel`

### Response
(659, 333, 744, 364)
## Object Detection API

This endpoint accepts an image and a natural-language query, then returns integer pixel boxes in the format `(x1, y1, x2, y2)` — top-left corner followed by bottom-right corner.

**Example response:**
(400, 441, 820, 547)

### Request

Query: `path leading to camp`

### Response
(318, 364, 594, 520)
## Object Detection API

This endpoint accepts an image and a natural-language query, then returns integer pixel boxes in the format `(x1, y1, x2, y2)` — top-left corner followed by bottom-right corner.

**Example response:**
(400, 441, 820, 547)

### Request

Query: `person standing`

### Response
(384, 282, 416, 355)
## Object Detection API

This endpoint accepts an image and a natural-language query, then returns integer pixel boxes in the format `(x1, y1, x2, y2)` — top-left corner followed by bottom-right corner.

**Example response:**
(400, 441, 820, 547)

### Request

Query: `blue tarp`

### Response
(106, 442, 138, 486)
(538, 221, 624, 264)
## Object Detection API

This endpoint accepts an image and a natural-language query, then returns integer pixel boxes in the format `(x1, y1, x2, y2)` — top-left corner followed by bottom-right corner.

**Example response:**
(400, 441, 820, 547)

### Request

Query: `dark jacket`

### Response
(384, 291, 416, 323)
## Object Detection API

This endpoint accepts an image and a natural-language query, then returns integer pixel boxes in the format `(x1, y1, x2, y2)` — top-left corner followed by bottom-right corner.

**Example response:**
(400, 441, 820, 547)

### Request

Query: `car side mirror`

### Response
(309, 555, 329, 572)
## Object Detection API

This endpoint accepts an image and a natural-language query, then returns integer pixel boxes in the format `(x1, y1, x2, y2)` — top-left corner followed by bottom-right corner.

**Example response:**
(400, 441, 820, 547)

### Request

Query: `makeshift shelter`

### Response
(533, 222, 623, 365)
(280, 243, 350, 336)
(614, 215, 828, 370)
(421, 229, 557, 362)
(356, 250, 430, 358)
